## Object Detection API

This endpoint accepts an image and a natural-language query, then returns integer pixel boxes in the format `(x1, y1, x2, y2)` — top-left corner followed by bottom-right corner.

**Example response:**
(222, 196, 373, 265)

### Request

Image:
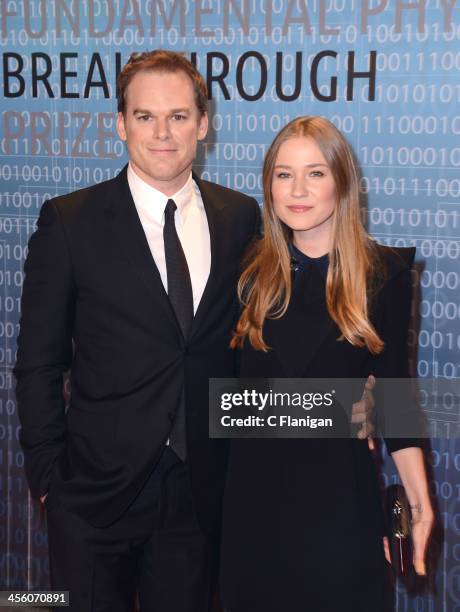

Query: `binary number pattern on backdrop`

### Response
(0, 2, 459, 609)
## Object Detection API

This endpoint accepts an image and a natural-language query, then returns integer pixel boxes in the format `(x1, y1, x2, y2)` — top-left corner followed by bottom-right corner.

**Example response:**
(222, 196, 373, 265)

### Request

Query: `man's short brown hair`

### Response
(116, 50, 208, 116)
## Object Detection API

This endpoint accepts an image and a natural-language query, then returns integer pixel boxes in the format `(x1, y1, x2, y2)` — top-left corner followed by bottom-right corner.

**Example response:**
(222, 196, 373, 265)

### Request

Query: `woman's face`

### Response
(271, 136, 337, 254)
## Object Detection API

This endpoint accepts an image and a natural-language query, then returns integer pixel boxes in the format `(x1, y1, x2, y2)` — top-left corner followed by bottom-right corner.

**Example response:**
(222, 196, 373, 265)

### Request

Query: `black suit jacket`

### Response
(14, 166, 260, 529)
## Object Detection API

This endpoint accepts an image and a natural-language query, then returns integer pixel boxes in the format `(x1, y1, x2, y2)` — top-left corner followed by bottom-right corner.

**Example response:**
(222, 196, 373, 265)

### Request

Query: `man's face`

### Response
(117, 70, 208, 195)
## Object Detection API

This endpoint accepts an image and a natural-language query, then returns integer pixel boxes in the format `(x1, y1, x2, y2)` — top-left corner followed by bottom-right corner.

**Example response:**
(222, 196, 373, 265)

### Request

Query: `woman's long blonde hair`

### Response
(231, 116, 384, 354)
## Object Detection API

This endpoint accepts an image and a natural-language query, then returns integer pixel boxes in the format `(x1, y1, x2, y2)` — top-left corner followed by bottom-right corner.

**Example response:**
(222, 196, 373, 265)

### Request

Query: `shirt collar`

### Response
(127, 162, 195, 225)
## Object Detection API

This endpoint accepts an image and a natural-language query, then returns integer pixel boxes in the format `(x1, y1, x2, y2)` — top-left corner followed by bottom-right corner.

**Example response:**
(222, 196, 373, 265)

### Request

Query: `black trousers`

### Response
(46, 447, 218, 612)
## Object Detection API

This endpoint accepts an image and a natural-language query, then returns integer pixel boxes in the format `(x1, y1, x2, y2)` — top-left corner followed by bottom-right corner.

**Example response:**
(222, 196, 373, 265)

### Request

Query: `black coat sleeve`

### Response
(372, 248, 422, 453)
(13, 199, 75, 498)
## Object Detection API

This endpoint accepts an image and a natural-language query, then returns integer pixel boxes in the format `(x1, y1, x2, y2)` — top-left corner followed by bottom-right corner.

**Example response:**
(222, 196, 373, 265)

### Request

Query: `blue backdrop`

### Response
(0, 1, 459, 609)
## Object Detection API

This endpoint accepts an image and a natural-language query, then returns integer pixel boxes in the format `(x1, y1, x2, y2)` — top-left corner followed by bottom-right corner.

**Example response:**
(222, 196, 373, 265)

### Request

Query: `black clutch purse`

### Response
(386, 484, 413, 576)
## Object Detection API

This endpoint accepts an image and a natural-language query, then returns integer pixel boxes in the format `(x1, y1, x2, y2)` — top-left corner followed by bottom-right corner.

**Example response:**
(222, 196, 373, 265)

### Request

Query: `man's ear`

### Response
(198, 112, 208, 141)
(116, 112, 127, 141)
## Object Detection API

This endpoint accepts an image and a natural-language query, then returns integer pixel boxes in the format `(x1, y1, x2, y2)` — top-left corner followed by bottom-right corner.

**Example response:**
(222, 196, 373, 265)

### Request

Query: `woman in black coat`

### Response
(221, 117, 433, 612)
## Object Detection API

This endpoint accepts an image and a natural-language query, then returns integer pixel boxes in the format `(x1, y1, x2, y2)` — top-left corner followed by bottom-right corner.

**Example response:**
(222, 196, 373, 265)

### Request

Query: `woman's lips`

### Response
(287, 205, 313, 213)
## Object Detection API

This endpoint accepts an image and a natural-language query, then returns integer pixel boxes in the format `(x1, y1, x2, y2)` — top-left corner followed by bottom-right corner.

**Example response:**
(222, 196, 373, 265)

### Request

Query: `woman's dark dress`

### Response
(220, 244, 418, 612)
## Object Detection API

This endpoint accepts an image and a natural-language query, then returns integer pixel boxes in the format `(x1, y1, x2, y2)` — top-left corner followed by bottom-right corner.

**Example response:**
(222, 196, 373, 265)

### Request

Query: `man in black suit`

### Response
(14, 50, 260, 611)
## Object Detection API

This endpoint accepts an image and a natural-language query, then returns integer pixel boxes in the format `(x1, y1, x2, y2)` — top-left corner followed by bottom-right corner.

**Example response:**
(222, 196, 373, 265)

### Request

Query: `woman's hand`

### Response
(391, 446, 434, 576)
(383, 507, 433, 575)
(410, 505, 434, 575)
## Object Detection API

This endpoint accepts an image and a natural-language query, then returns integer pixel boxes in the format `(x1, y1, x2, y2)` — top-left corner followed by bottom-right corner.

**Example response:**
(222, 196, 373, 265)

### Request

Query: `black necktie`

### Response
(163, 199, 194, 338)
(163, 198, 193, 460)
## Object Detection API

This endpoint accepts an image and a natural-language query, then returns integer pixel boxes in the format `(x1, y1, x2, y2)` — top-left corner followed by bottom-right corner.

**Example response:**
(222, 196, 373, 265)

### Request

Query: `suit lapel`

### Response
(105, 166, 181, 337)
(190, 174, 226, 338)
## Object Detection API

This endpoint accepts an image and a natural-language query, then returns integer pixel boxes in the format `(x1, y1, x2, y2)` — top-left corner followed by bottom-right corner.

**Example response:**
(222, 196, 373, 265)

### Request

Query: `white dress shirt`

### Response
(127, 163, 211, 314)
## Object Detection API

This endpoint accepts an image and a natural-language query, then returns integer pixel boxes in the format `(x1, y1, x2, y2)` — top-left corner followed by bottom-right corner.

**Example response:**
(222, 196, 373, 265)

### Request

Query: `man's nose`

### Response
(153, 118, 170, 140)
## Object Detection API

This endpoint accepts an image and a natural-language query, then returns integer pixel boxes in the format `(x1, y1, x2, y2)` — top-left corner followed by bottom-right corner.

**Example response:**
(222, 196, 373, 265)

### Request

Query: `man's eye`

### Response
(172, 114, 187, 121)
(137, 115, 151, 121)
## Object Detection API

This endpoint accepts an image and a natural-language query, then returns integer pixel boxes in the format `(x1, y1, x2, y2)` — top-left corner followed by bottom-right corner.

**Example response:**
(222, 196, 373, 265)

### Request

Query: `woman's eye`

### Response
(276, 172, 291, 179)
(310, 171, 324, 177)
